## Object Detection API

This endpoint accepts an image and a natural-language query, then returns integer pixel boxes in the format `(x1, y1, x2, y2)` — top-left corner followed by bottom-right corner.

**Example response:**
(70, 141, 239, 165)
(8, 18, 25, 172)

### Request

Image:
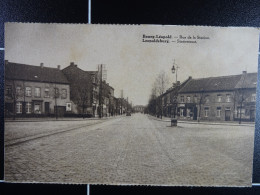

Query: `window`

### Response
(35, 87, 41, 97)
(66, 102, 72, 111)
(180, 96, 184, 103)
(216, 107, 221, 117)
(204, 107, 209, 117)
(34, 103, 41, 114)
(25, 87, 32, 97)
(217, 95, 222, 102)
(61, 89, 67, 99)
(205, 95, 210, 103)
(44, 88, 50, 98)
(194, 96, 198, 103)
(251, 94, 256, 102)
(54, 88, 59, 98)
(187, 96, 191, 103)
(6, 85, 12, 97)
(16, 86, 22, 96)
(226, 94, 231, 102)
(16, 102, 22, 113)
(25, 102, 32, 114)
(180, 109, 184, 117)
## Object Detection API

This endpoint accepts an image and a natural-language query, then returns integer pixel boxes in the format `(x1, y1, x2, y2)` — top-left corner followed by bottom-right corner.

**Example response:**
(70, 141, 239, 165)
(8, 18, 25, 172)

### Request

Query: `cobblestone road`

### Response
(4, 114, 254, 186)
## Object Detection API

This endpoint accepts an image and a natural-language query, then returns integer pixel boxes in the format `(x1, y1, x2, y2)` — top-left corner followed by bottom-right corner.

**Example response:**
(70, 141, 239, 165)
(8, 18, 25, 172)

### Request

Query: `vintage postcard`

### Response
(4, 23, 259, 186)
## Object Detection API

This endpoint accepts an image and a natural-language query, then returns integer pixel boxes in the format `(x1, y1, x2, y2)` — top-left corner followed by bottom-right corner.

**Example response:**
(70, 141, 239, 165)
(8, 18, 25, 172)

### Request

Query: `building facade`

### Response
(177, 72, 257, 122)
(133, 105, 145, 113)
(5, 61, 71, 118)
(62, 62, 93, 115)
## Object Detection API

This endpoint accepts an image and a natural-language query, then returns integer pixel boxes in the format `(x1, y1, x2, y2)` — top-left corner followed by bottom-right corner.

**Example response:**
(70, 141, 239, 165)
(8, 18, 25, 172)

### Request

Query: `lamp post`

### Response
(171, 59, 179, 126)
(171, 59, 180, 83)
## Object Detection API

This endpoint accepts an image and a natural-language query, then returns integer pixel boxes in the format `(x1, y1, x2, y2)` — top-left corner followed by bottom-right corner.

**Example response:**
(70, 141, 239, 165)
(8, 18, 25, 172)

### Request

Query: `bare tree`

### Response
(155, 71, 169, 119)
(197, 88, 206, 122)
(233, 73, 252, 124)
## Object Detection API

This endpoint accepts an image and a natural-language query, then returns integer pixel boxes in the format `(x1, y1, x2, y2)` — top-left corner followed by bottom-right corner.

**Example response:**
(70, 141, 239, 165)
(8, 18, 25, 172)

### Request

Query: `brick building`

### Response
(62, 62, 93, 115)
(5, 61, 71, 118)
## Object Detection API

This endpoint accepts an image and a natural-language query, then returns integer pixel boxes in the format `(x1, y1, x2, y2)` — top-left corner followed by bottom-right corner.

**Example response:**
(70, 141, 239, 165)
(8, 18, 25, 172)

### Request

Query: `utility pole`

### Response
(99, 64, 103, 118)
(121, 90, 123, 115)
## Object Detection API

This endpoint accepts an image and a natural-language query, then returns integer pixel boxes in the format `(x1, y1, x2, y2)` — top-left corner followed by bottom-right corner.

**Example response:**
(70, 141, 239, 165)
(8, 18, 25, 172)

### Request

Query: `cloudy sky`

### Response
(5, 23, 259, 105)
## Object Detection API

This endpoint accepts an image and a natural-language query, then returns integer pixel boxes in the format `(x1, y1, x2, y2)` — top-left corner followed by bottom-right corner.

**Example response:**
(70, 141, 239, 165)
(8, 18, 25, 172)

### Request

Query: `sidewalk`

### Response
(5, 115, 125, 122)
(148, 115, 255, 127)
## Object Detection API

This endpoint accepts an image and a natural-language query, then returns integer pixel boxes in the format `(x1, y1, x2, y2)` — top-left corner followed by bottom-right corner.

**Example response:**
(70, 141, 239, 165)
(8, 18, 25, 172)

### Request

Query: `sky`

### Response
(5, 23, 259, 106)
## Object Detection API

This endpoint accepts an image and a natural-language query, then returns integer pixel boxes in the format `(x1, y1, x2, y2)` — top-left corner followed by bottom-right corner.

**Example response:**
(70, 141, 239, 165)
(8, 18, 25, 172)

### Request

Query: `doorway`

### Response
(225, 110, 231, 121)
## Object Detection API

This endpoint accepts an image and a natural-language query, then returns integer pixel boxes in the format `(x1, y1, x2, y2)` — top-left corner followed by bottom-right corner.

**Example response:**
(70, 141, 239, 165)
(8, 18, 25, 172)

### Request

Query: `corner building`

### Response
(5, 61, 71, 117)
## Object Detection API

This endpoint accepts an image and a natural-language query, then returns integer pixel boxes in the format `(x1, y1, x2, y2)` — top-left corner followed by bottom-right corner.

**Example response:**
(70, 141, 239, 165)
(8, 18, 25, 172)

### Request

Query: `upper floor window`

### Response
(217, 95, 222, 102)
(205, 95, 210, 103)
(16, 86, 22, 96)
(180, 96, 184, 103)
(251, 94, 256, 102)
(194, 96, 198, 103)
(187, 96, 191, 103)
(35, 87, 41, 97)
(226, 94, 231, 102)
(61, 89, 67, 99)
(54, 88, 59, 98)
(44, 88, 50, 98)
(25, 87, 32, 97)
(6, 85, 12, 97)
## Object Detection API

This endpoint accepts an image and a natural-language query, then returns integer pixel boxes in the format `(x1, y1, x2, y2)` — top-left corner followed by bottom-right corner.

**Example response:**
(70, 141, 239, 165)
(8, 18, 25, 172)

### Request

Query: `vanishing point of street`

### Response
(5, 113, 254, 186)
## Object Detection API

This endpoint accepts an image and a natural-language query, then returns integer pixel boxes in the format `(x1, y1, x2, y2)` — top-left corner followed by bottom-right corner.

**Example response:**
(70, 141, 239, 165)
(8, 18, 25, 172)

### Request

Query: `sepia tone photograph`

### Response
(4, 23, 259, 186)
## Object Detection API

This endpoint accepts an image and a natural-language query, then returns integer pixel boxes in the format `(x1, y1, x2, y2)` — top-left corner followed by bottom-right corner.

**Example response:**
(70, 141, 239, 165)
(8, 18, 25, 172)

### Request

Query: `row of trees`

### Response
(147, 71, 169, 118)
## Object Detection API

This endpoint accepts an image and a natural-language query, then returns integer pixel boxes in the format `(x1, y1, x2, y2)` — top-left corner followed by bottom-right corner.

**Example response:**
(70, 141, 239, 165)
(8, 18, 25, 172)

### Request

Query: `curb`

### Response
(148, 116, 255, 127)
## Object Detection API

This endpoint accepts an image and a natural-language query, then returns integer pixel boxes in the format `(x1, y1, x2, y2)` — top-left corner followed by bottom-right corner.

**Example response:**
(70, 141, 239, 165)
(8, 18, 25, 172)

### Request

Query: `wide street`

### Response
(5, 113, 254, 186)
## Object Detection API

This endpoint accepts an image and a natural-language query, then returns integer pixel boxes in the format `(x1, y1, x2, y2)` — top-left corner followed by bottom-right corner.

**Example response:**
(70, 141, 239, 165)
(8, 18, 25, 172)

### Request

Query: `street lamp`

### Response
(172, 59, 179, 83)
(171, 59, 179, 127)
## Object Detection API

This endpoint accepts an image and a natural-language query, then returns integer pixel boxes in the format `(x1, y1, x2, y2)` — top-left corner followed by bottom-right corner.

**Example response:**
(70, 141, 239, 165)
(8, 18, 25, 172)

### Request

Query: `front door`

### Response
(225, 110, 231, 121)
(45, 102, 50, 115)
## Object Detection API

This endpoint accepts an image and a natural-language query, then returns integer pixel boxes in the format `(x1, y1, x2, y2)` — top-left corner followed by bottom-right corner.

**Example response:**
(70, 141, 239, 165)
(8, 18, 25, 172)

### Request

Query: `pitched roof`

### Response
(179, 74, 242, 93)
(235, 72, 258, 89)
(5, 62, 69, 84)
(62, 63, 92, 84)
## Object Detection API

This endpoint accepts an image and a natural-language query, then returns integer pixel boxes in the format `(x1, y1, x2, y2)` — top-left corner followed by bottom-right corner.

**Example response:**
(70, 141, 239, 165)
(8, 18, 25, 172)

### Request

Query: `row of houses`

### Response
(148, 71, 257, 122)
(4, 60, 131, 118)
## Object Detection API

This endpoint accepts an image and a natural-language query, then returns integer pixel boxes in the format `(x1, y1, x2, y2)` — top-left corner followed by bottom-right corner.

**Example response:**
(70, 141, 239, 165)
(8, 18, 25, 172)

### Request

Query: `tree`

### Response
(233, 73, 252, 124)
(197, 88, 206, 122)
(147, 71, 169, 118)
(155, 71, 169, 119)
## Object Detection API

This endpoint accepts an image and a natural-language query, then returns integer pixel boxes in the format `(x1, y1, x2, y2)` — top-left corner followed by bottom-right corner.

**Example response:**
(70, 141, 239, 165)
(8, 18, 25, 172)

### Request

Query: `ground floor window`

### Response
(204, 107, 209, 117)
(237, 107, 245, 117)
(180, 108, 184, 117)
(16, 102, 22, 113)
(66, 102, 72, 111)
(34, 103, 42, 114)
(26, 102, 32, 114)
(216, 107, 221, 117)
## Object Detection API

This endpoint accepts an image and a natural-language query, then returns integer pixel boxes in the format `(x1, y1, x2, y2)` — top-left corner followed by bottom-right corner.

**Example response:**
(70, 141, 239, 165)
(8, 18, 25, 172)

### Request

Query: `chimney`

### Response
(242, 71, 247, 74)
(5, 60, 8, 65)
(57, 65, 61, 70)
(176, 81, 180, 86)
(70, 62, 74, 66)
(40, 63, 44, 68)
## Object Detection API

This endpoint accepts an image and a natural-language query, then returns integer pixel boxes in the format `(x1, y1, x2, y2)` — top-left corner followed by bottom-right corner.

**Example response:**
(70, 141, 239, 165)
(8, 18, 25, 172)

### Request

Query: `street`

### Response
(5, 113, 254, 186)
